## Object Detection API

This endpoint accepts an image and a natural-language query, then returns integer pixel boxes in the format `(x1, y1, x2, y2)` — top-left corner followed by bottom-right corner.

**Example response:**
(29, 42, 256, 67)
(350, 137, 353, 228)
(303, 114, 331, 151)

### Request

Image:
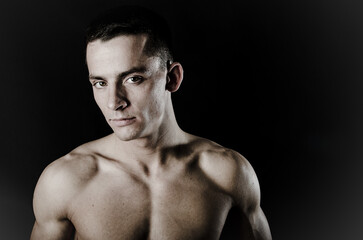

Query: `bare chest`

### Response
(69, 169, 232, 240)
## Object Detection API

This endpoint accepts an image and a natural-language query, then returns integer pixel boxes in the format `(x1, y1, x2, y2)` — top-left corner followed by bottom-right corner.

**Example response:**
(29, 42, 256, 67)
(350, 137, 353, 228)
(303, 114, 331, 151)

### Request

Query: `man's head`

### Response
(85, 5, 183, 142)
(85, 5, 174, 70)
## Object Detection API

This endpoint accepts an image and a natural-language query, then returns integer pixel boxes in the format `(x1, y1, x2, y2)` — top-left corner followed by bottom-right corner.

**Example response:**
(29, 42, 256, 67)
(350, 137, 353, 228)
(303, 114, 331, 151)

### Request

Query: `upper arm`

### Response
(232, 152, 272, 240)
(31, 220, 74, 240)
(30, 160, 75, 240)
(199, 147, 272, 240)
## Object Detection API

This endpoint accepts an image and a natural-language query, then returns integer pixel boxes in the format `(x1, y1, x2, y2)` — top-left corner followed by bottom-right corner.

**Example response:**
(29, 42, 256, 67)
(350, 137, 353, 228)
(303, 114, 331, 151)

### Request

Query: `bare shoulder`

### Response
(32, 136, 109, 220)
(35, 141, 101, 195)
(196, 138, 260, 206)
(187, 136, 272, 240)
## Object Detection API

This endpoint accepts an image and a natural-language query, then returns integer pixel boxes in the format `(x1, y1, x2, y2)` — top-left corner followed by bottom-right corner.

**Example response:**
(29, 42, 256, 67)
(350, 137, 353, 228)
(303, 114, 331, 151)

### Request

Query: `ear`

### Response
(166, 62, 183, 92)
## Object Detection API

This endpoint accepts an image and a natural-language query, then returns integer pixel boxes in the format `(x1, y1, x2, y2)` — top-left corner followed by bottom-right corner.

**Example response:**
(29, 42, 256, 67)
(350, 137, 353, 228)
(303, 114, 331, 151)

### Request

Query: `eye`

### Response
(93, 81, 108, 89)
(125, 76, 144, 84)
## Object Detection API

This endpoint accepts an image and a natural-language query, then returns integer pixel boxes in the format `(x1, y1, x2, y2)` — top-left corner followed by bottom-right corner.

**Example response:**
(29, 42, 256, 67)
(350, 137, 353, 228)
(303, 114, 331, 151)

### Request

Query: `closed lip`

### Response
(110, 117, 136, 127)
(111, 117, 135, 121)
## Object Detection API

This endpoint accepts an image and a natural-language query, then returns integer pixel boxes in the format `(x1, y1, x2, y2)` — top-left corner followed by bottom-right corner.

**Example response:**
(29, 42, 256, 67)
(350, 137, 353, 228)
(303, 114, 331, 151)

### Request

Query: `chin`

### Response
(113, 130, 139, 142)
(111, 125, 144, 142)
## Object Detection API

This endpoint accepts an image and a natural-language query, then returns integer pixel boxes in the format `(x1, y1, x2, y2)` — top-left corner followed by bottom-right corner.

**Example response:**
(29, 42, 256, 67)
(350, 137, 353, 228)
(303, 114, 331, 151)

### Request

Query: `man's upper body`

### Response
(30, 5, 272, 240)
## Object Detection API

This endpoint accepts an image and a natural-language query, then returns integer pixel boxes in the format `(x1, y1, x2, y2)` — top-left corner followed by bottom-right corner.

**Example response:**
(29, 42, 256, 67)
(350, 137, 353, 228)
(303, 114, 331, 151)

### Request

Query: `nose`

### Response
(107, 85, 128, 111)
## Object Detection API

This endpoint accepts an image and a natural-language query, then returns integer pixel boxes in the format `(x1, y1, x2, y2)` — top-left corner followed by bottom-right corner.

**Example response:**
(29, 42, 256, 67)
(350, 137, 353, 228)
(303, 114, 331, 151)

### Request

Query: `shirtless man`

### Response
(30, 5, 272, 240)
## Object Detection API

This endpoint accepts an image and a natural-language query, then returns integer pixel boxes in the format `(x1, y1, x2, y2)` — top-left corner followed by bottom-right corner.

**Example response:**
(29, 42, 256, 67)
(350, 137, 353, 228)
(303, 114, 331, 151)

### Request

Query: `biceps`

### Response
(244, 207, 272, 240)
(30, 219, 74, 240)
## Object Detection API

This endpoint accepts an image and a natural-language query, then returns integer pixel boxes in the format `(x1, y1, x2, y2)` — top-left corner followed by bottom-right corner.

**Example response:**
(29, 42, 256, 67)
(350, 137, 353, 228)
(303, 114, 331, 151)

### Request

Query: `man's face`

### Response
(86, 35, 168, 141)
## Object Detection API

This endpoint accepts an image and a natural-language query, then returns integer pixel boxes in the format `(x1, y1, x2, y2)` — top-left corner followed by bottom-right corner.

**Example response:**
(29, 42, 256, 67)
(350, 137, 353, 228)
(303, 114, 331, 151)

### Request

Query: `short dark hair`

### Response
(85, 5, 174, 66)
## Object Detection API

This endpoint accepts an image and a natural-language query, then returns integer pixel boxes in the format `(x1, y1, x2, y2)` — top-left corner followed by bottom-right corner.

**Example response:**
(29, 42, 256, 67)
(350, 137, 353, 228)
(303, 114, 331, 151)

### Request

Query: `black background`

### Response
(1, 0, 363, 239)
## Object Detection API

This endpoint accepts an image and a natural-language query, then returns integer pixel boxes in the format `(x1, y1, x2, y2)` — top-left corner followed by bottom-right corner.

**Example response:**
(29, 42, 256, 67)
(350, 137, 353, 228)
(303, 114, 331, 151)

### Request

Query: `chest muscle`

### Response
(70, 168, 231, 240)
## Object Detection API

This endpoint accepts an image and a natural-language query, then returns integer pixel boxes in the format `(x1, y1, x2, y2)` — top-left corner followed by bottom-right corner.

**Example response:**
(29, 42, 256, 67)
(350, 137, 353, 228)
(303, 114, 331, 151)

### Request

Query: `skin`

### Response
(30, 35, 272, 240)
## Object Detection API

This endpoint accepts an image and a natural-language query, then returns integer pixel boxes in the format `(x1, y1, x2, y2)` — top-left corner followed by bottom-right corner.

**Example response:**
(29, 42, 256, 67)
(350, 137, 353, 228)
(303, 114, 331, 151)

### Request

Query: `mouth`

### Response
(109, 117, 136, 127)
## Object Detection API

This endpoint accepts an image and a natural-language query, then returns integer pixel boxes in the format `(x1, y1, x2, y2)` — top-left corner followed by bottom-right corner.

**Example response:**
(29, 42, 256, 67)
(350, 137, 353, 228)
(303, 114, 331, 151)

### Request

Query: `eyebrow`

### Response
(89, 66, 148, 81)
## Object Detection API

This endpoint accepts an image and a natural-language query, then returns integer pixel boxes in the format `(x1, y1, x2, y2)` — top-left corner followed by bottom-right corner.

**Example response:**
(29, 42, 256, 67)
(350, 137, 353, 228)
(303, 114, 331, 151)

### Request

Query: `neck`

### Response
(111, 101, 188, 162)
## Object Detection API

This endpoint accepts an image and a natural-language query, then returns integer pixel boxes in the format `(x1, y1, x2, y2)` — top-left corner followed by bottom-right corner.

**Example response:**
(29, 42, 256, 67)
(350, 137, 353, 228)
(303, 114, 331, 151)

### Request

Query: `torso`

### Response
(62, 135, 237, 240)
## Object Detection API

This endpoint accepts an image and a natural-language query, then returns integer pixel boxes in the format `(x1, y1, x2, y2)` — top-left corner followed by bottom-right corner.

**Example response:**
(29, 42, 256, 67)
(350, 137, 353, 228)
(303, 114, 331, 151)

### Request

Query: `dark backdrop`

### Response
(1, 0, 363, 239)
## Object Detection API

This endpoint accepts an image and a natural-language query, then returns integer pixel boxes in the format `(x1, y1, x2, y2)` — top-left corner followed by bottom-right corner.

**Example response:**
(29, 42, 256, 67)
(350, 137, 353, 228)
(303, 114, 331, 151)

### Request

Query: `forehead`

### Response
(86, 35, 156, 74)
